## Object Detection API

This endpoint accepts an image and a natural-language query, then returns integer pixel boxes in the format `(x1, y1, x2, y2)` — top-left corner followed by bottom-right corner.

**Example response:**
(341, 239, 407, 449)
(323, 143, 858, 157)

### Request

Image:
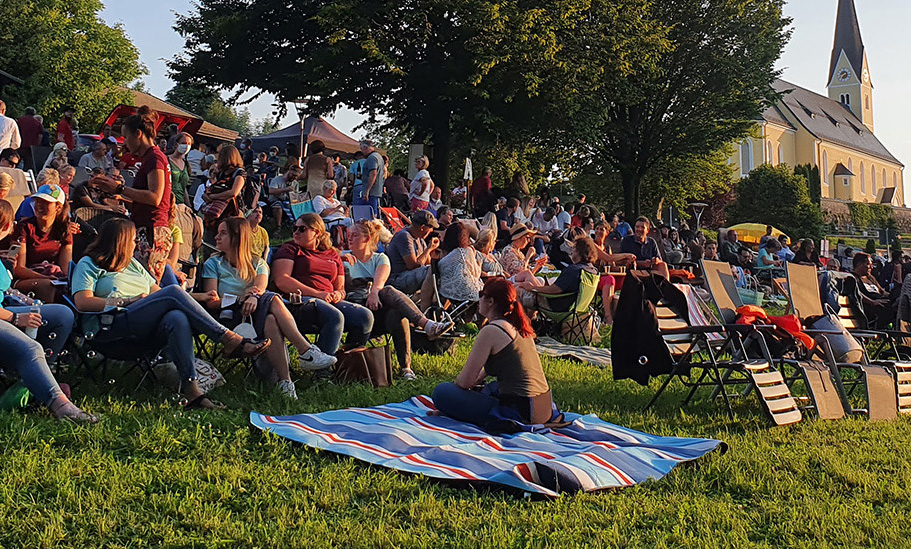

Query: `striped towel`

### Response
(250, 396, 725, 496)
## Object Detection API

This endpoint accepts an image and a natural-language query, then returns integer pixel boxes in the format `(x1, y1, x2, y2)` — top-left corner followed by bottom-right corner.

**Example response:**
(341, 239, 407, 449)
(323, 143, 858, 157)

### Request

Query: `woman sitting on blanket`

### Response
(199, 216, 336, 398)
(432, 277, 561, 429)
(342, 219, 453, 380)
(72, 218, 271, 409)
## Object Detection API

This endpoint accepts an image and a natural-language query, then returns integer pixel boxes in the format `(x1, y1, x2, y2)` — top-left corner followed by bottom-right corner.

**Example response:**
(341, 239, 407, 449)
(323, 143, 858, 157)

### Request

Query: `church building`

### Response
(731, 0, 904, 206)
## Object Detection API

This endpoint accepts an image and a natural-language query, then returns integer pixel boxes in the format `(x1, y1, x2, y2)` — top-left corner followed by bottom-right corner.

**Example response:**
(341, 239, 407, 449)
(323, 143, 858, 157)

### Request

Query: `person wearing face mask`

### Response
(169, 132, 194, 206)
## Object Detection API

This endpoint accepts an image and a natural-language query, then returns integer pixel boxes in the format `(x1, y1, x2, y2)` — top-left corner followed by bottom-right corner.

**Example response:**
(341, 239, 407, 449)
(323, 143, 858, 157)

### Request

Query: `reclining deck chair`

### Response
(618, 270, 801, 425)
(786, 262, 903, 419)
(702, 259, 848, 420)
(530, 270, 601, 346)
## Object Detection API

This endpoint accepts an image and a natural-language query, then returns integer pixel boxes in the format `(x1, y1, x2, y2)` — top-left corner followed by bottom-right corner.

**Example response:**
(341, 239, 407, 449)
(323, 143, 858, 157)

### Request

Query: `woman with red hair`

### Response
(431, 277, 561, 429)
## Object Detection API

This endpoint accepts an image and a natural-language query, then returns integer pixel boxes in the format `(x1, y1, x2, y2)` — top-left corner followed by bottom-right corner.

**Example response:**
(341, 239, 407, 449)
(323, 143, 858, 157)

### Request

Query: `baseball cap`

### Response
(52, 142, 68, 152)
(411, 210, 439, 229)
(32, 184, 66, 204)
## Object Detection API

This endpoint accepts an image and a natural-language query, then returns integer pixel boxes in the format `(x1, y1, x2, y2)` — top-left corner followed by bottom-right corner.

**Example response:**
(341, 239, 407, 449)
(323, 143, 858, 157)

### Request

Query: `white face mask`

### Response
(177, 144, 189, 155)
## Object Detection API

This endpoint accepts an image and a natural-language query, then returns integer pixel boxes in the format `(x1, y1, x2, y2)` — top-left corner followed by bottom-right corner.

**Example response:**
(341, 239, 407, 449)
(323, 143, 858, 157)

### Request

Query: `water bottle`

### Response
(106, 287, 123, 310)
(24, 304, 40, 339)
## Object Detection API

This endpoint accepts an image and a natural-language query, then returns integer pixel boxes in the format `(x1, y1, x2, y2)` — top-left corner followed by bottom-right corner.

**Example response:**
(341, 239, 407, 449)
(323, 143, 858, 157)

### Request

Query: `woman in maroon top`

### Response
(95, 106, 172, 281)
(271, 213, 373, 364)
(13, 183, 73, 303)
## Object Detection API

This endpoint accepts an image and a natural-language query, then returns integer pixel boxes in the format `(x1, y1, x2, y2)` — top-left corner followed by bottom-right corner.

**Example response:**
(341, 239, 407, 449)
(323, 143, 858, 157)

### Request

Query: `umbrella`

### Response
(724, 223, 784, 245)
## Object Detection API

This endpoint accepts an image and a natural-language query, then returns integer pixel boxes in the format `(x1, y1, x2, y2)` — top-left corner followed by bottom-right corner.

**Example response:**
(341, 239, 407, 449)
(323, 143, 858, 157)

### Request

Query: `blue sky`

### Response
(101, 0, 911, 188)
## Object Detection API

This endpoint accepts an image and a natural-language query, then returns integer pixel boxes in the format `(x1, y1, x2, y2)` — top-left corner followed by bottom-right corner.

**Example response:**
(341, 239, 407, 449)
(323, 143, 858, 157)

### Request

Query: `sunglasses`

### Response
(294, 225, 310, 234)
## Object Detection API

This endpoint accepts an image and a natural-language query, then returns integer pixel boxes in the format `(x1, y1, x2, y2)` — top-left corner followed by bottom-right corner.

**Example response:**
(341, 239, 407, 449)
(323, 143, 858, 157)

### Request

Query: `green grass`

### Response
(2, 339, 911, 548)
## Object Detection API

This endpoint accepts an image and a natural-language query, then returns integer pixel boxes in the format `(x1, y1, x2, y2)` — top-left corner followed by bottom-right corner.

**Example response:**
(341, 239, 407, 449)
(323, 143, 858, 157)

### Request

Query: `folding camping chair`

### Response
(528, 270, 601, 346)
(786, 262, 904, 419)
(351, 205, 375, 222)
(643, 278, 801, 425)
(61, 261, 162, 392)
(381, 207, 410, 234)
(701, 259, 849, 420)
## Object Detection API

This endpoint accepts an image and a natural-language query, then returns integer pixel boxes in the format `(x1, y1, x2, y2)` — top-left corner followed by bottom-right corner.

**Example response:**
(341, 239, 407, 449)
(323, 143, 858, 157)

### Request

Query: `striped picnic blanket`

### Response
(250, 396, 725, 496)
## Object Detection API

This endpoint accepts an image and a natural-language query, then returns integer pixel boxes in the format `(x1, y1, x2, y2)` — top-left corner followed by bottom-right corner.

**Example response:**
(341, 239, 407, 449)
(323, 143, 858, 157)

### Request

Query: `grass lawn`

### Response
(1, 337, 910, 548)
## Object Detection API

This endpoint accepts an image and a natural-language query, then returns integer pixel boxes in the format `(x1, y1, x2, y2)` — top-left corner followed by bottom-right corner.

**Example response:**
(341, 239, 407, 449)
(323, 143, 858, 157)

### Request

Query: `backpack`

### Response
(240, 172, 263, 211)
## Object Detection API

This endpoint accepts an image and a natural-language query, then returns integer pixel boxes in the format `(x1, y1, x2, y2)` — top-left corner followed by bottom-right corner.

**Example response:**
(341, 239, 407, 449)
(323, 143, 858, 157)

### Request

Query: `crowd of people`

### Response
(6, 99, 907, 430)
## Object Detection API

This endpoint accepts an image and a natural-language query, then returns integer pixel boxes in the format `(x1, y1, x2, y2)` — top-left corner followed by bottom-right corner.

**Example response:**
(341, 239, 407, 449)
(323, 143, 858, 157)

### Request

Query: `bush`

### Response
(847, 202, 894, 230)
(726, 164, 824, 241)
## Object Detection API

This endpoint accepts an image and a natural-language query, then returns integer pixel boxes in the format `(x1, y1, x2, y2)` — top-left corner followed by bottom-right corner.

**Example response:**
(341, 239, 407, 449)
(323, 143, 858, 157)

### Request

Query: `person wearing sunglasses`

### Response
(271, 214, 374, 373)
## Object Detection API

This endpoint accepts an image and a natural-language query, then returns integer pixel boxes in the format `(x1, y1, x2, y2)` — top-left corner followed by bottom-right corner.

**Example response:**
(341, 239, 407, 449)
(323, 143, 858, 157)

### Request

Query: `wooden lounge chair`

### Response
(786, 263, 904, 419)
(701, 259, 848, 420)
(644, 279, 801, 425)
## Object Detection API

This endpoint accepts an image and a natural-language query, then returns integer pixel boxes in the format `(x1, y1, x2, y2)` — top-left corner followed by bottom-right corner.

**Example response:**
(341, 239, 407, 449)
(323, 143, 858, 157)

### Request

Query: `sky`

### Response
(100, 0, 911, 188)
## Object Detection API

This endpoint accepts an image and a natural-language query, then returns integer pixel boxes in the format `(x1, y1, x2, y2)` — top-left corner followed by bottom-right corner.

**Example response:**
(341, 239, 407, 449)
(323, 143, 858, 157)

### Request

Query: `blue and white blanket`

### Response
(250, 396, 725, 496)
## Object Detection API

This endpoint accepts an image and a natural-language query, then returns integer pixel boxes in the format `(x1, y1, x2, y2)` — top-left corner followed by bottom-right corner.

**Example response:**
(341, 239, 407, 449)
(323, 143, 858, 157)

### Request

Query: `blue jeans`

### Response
(534, 237, 546, 256)
(6, 304, 74, 363)
(0, 320, 64, 405)
(94, 285, 229, 383)
(290, 298, 374, 355)
(388, 266, 430, 295)
(432, 382, 502, 425)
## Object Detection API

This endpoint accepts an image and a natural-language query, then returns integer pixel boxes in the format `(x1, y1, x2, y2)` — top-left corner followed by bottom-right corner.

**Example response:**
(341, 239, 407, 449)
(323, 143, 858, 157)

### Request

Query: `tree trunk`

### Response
(430, 112, 452, 198)
(622, 171, 641, 219)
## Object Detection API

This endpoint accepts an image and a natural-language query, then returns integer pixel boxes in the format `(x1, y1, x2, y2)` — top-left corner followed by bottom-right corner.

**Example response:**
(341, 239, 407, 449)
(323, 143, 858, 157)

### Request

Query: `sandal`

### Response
(223, 337, 271, 360)
(183, 394, 226, 410)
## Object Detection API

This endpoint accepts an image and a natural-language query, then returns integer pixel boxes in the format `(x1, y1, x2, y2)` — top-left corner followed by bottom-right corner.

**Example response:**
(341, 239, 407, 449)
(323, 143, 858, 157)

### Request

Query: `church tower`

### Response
(827, 0, 874, 132)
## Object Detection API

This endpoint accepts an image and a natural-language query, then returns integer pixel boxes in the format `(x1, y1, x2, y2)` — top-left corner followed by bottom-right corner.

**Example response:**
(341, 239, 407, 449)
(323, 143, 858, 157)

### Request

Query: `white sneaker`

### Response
(425, 320, 454, 340)
(298, 347, 337, 370)
(402, 369, 417, 381)
(277, 379, 298, 399)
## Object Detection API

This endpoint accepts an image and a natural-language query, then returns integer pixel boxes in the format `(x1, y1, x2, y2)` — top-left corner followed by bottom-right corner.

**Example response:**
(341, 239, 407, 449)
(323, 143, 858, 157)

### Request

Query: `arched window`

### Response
(872, 166, 877, 196)
(865, 95, 870, 110)
(848, 158, 853, 172)
(766, 141, 773, 164)
(860, 162, 865, 194)
(894, 172, 899, 189)
(778, 144, 784, 166)
(740, 140, 753, 177)
(840, 94, 851, 107)
(823, 151, 829, 185)
(883, 169, 888, 189)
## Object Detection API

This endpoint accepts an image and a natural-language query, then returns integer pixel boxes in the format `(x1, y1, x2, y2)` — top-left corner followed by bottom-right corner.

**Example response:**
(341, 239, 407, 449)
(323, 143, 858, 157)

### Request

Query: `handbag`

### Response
(808, 305, 865, 363)
(334, 346, 393, 387)
(344, 277, 372, 305)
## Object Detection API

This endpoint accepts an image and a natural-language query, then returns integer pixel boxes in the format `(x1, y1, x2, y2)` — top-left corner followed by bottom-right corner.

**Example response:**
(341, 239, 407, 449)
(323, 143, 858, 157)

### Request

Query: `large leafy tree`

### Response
(0, 0, 144, 129)
(169, 0, 577, 192)
(727, 164, 823, 240)
(491, 0, 790, 216)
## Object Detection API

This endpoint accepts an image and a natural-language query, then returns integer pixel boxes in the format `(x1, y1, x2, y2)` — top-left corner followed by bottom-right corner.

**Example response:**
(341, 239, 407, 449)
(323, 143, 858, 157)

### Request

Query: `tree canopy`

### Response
(727, 164, 823, 240)
(0, 0, 144, 129)
(170, 0, 790, 208)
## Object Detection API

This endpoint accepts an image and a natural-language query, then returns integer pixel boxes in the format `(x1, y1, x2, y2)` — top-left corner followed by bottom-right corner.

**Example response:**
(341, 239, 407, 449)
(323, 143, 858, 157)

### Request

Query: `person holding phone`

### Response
(384, 210, 440, 302)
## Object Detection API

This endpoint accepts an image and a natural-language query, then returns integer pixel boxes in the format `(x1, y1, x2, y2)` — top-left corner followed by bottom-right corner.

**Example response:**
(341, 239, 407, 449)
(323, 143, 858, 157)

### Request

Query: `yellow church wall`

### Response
(817, 142, 904, 205)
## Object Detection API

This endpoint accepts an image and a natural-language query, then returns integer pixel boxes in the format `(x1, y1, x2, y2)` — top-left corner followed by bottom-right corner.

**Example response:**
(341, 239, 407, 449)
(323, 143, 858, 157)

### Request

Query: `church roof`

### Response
(770, 79, 902, 167)
(760, 104, 795, 130)
(829, 0, 866, 78)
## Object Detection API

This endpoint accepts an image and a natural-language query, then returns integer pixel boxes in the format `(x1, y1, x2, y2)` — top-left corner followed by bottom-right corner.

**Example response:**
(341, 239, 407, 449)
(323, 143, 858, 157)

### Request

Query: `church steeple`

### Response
(827, 0, 874, 132)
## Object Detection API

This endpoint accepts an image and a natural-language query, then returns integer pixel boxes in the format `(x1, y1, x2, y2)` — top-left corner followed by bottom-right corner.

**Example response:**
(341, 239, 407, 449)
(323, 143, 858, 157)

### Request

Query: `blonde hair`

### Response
(297, 213, 333, 251)
(0, 172, 12, 190)
(415, 155, 430, 170)
(36, 168, 60, 186)
(221, 216, 256, 283)
(475, 228, 496, 253)
(353, 219, 392, 249)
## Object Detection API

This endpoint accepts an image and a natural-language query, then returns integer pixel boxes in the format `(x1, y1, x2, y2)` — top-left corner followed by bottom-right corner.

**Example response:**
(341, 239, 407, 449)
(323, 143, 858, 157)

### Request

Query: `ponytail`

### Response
(123, 105, 158, 139)
(482, 277, 535, 338)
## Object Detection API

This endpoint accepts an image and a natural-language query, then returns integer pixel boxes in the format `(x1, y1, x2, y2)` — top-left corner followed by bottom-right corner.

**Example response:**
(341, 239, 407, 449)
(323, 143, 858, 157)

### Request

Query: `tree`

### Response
(165, 81, 219, 116)
(0, 0, 145, 129)
(726, 164, 823, 240)
(169, 0, 567, 193)
(488, 0, 790, 216)
(794, 164, 821, 205)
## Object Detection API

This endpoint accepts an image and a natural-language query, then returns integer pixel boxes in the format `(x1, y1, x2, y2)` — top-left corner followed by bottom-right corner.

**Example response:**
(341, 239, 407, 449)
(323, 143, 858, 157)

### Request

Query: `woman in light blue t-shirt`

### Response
(201, 217, 336, 398)
(343, 219, 452, 380)
(72, 218, 270, 409)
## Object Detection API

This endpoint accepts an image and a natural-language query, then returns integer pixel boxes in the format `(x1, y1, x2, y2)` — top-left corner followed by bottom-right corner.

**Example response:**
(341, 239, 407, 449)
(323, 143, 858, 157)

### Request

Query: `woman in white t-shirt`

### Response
(312, 179, 352, 228)
(409, 156, 433, 212)
(342, 219, 452, 380)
